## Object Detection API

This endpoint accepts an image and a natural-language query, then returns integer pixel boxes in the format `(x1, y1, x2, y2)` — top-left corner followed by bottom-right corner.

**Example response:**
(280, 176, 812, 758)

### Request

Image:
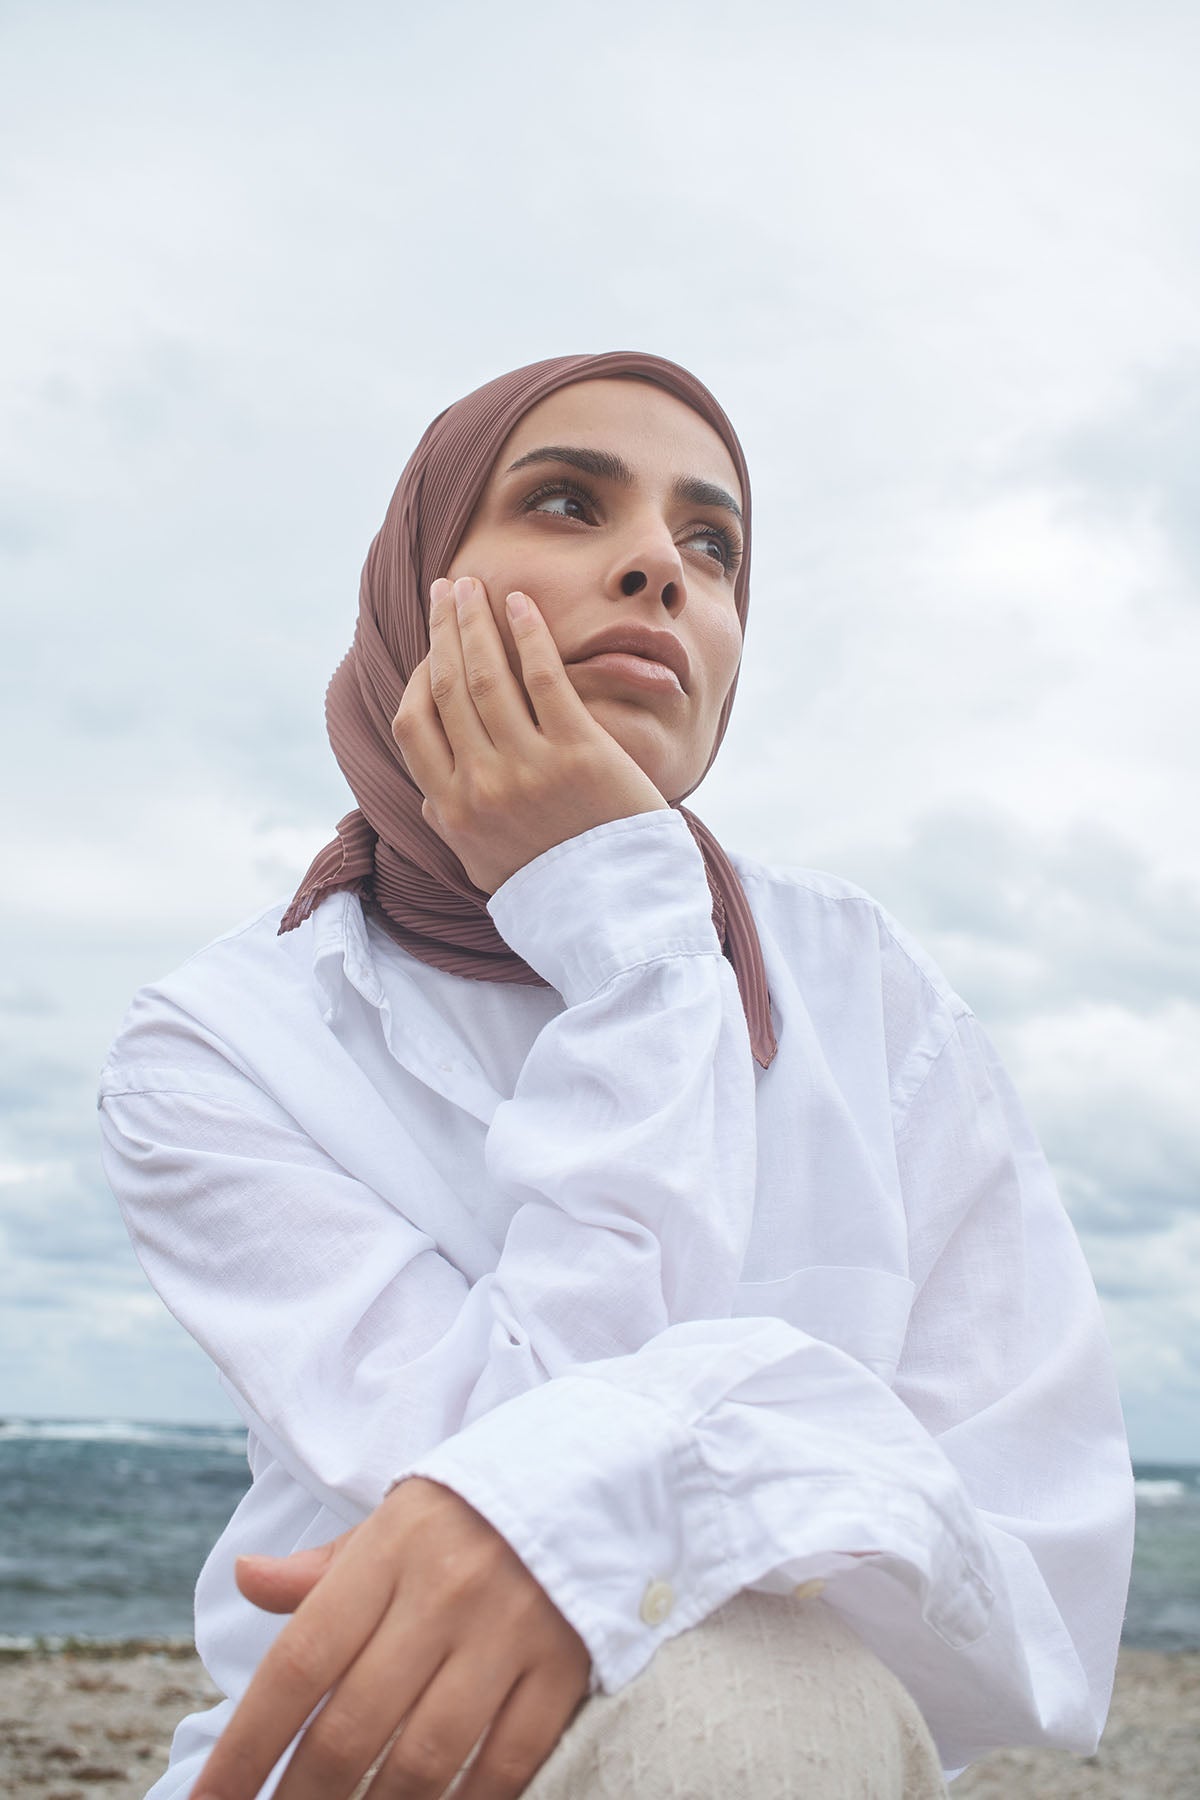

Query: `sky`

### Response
(1, 0, 1197, 1460)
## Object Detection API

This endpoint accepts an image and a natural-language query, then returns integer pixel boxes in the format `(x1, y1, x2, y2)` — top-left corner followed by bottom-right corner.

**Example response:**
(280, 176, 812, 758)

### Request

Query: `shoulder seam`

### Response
(161, 898, 292, 977)
(894, 1016, 972, 1133)
(98, 1079, 264, 1105)
(736, 861, 971, 1023)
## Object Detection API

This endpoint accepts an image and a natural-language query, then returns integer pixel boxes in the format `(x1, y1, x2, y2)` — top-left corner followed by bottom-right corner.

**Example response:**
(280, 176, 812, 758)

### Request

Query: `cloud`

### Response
(1054, 357, 1200, 591)
(1090, 1212, 1200, 1449)
(1009, 1002, 1200, 1239)
(0, 984, 58, 1018)
(835, 805, 1200, 1022)
(2, 0, 1199, 1457)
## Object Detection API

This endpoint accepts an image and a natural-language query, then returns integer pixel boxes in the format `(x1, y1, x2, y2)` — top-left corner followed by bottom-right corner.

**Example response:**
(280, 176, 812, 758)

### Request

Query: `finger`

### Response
(427, 578, 495, 756)
(451, 576, 540, 751)
(272, 1628, 450, 1800)
(453, 1669, 586, 1800)
(362, 1649, 516, 1800)
(392, 658, 454, 796)
(504, 592, 593, 741)
(235, 1539, 344, 1614)
(195, 1538, 399, 1800)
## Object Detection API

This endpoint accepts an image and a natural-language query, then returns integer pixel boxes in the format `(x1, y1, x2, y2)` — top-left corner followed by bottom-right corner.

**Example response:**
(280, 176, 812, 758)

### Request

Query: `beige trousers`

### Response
(455, 1591, 948, 1799)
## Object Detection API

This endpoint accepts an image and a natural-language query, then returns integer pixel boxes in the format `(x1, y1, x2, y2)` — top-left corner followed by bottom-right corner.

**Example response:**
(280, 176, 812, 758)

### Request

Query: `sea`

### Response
(1, 1420, 1197, 1651)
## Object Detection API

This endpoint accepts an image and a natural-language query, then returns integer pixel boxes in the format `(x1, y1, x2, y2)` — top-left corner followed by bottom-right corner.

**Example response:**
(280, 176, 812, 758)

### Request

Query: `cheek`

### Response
(446, 542, 576, 664)
(701, 610, 744, 706)
(446, 549, 522, 642)
(449, 540, 559, 618)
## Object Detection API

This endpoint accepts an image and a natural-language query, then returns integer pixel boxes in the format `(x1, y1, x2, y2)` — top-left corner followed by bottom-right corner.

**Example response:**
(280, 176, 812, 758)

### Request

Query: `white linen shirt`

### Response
(97, 808, 1134, 1790)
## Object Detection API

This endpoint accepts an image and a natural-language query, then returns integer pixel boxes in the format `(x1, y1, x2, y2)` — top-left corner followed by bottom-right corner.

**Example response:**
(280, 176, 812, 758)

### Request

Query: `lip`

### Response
(566, 625, 691, 694)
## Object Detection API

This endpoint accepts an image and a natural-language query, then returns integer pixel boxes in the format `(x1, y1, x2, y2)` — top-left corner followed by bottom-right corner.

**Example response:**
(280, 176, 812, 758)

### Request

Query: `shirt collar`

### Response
(310, 891, 502, 1125)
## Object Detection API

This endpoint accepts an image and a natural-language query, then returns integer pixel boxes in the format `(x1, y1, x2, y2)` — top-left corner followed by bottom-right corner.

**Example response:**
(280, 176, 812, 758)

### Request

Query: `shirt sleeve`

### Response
(96, 809, 759, 1523)
(459, 808, 761, 1418)
(99, 808, 1133, 1768)
(403, 1011, 1134, 1772)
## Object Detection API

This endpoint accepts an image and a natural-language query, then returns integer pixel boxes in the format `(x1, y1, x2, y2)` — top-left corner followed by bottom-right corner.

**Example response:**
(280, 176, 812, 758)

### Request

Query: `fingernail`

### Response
(505, 591, 530, 620)
(453, 576, 474, 609)
(430, 577, 451, 605)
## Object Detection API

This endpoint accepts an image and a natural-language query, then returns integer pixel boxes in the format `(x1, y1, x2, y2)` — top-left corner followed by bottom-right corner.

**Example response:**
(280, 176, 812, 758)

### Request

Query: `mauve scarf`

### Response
(279, 351, 777, 1068)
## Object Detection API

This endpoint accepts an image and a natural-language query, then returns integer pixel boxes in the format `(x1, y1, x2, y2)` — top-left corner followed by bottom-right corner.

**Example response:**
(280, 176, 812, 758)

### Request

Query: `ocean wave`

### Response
(1134, 1478, 1188, 1506)
(0, 1419, 245, 1453)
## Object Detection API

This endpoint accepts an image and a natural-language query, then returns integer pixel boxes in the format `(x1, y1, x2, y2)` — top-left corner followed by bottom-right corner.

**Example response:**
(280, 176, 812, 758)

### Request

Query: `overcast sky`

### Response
(2, 0, 1197, 1460)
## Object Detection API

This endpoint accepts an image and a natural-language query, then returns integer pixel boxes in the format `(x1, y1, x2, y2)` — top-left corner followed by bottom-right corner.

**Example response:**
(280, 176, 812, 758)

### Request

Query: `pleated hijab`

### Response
(280, 351, 777, 1068)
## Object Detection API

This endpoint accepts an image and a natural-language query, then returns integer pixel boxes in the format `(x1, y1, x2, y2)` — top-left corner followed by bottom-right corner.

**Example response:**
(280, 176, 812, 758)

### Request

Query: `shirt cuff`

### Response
(486, 809, 721, 1005)
(393, 1321, 997, 1692)
(394, 1374, 733, 1695)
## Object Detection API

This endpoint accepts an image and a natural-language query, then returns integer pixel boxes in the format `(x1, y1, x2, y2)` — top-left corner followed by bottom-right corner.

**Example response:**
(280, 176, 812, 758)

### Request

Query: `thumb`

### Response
(235, 1531, 353, 1613)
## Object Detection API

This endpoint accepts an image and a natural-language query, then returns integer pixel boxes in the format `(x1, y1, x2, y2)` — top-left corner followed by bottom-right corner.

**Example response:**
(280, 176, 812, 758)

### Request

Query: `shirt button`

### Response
(793, 1578, 827, 1601)
(639, 1579, 675, 1626)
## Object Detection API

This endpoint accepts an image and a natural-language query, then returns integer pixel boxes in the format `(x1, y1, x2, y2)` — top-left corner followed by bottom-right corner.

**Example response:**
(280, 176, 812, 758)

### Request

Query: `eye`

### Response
(521, 478, 742, 576)
(522, 478, 598, 523)
(684, 523, 742, 576)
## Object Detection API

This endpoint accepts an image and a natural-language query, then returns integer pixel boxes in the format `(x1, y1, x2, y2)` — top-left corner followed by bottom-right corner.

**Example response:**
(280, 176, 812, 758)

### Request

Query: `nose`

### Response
(609, 519, 686, 615)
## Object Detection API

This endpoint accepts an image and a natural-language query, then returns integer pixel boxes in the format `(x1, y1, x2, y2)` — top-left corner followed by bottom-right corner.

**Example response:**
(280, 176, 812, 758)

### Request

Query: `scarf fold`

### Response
(280, 351, 778, 1070)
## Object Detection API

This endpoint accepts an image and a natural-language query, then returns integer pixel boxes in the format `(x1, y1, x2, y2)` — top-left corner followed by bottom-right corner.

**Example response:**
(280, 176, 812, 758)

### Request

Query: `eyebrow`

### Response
(506, 444, 744, 527)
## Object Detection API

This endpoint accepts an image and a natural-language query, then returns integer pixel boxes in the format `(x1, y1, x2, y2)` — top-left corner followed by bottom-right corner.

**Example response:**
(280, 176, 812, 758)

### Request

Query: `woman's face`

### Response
(445, 377, 745, 803)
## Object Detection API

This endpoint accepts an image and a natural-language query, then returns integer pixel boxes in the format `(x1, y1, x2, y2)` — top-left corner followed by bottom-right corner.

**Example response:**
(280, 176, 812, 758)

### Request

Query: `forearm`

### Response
(99, 814, 760, 1518)
(402, 1012, 1134, 1765)
(405, 1302, 1131, 1765)
(464, 813, 759, 1416)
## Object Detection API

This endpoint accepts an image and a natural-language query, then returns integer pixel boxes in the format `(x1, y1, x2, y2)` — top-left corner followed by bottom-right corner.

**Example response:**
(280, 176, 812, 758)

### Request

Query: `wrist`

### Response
(487, 809, 720, 1003)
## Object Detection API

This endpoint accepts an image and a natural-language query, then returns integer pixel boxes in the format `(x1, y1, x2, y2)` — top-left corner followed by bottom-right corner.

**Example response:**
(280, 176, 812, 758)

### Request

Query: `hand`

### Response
(392, 575, 670, 894)
(195, 1477, 591, 1800)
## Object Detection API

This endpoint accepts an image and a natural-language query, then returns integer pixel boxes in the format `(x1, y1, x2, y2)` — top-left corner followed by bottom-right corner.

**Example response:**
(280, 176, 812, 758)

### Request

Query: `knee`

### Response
(559, 1591, 946, 1800)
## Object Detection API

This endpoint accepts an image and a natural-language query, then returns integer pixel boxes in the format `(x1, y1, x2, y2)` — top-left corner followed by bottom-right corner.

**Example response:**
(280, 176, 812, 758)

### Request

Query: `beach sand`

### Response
(1, 1641, 1196, 1798)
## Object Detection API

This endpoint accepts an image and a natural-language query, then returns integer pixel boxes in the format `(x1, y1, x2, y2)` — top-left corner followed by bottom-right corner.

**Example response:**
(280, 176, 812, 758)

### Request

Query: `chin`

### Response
(584, 708, 692, 801)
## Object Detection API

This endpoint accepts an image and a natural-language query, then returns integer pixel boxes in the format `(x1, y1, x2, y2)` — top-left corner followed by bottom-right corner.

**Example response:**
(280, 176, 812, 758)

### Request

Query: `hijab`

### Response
(279, 351, 777, 1068)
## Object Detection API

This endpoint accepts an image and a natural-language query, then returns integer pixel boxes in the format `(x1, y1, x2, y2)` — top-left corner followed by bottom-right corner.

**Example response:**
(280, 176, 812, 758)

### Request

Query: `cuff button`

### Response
(792, 1578, 827, 1601)
(639, 1579, 675, 1626)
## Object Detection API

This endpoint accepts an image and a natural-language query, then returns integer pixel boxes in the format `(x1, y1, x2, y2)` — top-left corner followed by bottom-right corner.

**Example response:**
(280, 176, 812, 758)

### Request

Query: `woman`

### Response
(99, 351, 1135, 1800)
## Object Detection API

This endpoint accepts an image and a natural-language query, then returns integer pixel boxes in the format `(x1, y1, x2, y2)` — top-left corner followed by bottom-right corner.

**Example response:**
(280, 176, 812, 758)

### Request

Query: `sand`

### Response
(1, 1640, 1196, 1799)
(0, 1642, 218, 1800)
